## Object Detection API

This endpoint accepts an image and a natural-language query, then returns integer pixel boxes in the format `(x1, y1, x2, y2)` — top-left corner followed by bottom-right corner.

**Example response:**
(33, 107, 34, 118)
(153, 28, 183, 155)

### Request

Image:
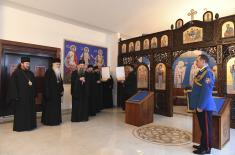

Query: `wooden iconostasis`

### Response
(0, 40, 60, 116)
(118, 11, 235, 128)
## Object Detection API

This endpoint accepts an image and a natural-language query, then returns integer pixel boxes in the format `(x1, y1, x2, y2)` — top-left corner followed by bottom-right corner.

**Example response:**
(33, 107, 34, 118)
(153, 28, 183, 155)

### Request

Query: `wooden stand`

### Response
(192, 98, 232, 149)
(125, 92, 154, 126)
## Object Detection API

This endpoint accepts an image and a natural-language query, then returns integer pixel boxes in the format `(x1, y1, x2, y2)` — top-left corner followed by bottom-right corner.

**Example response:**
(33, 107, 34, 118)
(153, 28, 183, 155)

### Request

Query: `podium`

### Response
(192, 97, 232, 149)
(125, 91, 154, 126)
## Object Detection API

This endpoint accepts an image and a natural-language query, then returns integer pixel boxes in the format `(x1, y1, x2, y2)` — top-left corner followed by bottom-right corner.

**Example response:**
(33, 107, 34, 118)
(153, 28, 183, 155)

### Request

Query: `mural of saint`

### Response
(122, 44, 126, 53)
(137, 65, 148, 88)
(64, 40, 107, 84)
(80, 47, 91, 67)
(155, 63, 166, 90)
(64, 45, 78, 72)
(135, 41, 141, 51)
(161, 35, 168, 47)
(95, 49, 104, 67)
(174, 61, 186, 88)
(143, 39, 150, 50)
(189, 60, 199, 87)
(151, 37, 157, 48)
(129, 42, 134, 52)
(222, 22, 234, 38)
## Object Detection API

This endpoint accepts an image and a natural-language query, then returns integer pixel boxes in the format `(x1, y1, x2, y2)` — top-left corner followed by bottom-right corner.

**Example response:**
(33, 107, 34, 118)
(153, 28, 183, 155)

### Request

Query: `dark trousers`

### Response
(196, 110, 213, 150)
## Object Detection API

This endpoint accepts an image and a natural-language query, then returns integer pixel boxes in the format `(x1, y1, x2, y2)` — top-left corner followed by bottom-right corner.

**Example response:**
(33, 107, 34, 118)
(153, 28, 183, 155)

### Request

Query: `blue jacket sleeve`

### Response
(197, 71, 214, 109)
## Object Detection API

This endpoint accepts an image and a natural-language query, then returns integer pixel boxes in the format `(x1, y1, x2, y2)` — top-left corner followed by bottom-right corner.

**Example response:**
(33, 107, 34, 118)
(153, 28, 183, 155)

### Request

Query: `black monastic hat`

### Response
(52, 58, 61, 63)
(21, 56, 30, 63)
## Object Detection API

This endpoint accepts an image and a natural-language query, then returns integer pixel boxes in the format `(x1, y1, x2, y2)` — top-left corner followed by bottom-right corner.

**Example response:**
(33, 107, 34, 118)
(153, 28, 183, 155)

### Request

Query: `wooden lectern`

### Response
(192, 97, 232, 149)
(125, 91, 154, 127)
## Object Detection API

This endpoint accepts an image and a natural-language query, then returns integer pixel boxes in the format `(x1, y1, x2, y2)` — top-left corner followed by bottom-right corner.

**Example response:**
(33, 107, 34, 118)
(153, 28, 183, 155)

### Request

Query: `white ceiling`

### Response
(2, 0, 235, 39)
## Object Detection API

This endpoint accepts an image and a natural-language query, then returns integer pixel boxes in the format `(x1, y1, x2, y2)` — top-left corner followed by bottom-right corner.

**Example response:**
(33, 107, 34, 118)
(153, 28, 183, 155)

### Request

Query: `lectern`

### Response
(192, 97, 231, 149)
(125, 91, 154, 126)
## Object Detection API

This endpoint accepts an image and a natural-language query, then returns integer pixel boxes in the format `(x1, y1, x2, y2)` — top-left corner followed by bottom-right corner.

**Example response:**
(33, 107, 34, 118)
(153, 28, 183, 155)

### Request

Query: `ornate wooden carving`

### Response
(173, 47, 217, 63)
(154, 52, 171, 66)
(217, 45, 223, 64)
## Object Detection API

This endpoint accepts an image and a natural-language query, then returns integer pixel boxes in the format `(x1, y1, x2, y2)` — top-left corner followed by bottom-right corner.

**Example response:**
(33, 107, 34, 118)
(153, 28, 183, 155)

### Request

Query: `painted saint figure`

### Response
(95, 49, 104, 68)
(137, 65, 148, 88)
(161, 35, 168, 47)
(174, 61, 186, 88)
(129, 42, 134, 52)
(189, 61, 199, 87)
(224, 23, 234, 37)
(80, 47, 91, 66)
(122, 44, 126, 53)
(230, 60, 235, 89)
(143, 39, 149, 50)
(135, 41, 140, 51)
(155, 64, 165, 89)
(64, 45, 78, 72)
(151, 37, 157, 48)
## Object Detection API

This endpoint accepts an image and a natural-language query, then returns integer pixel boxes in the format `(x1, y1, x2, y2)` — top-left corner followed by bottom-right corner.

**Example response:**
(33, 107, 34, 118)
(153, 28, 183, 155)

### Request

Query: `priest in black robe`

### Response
(93, 66, 103, 112)
(102, 75, 113, 108)
(122, 66, 137, 110)
(6, 57, 37, 131)
(71, 60, 89, 122)
(41, 58, 64, 126)
(85, 64, 96, 116)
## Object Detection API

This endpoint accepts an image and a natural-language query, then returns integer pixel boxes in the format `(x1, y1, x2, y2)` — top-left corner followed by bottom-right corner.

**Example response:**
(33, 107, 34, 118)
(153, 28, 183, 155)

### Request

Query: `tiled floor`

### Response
(0, 108, 234, 155)
(174, 106, 192, 116)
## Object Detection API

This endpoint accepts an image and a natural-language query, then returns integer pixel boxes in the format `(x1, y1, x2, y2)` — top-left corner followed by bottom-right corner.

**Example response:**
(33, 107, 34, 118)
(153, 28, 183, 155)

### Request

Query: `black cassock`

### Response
(41, 68, 64, 125)
(122, 70, 137, 110)
(102, 76, 113, 108)
(71, 70, 89, 122)
(93, 72, 103, 112)
(6, 67, 37, 131)
(85, 71, 96, 116)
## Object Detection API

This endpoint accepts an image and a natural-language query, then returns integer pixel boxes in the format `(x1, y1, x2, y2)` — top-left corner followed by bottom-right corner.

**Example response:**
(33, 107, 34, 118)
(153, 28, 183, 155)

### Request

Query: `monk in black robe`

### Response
(6, 57, 37, 131)
(41, 58, 64, 126)
(93, 66, 103, 112)
(102, 75, 113, 108)
(71, 60, 89, 122)
(122, 66, 137, 110)
(85, 64, 96, 116)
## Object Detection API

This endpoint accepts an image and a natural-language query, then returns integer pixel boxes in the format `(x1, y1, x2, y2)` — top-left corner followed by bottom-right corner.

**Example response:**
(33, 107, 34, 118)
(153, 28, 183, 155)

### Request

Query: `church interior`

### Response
(1, 0, 235, 154)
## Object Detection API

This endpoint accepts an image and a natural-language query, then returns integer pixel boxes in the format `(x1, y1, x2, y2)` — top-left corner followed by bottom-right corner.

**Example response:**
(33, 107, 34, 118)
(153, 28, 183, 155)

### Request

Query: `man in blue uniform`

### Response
(190, 54, 216, 154)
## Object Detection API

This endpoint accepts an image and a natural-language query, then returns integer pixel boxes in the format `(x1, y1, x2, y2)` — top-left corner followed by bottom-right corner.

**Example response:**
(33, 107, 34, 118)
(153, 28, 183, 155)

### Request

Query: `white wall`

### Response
(0, 5, 119, 109)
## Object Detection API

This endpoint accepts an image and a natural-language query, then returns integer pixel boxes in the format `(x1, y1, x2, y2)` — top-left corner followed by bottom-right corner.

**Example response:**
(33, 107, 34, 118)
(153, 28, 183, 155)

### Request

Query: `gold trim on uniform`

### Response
(193, 70, 207, 87)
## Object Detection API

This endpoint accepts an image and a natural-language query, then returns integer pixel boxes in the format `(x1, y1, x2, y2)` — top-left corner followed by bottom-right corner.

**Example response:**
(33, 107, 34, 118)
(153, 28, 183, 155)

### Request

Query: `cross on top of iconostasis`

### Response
(188, 9, 197, 21)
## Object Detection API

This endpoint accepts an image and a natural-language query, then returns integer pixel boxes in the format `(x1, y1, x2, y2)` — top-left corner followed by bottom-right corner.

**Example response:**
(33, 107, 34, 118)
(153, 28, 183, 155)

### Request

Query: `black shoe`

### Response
(193, 145, 201, 150)
(193, 149, 211, 154)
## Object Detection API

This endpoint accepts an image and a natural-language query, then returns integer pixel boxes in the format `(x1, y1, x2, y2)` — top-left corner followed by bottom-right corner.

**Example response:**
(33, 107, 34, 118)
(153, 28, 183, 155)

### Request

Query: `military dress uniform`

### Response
(190, 66, 216, 153)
